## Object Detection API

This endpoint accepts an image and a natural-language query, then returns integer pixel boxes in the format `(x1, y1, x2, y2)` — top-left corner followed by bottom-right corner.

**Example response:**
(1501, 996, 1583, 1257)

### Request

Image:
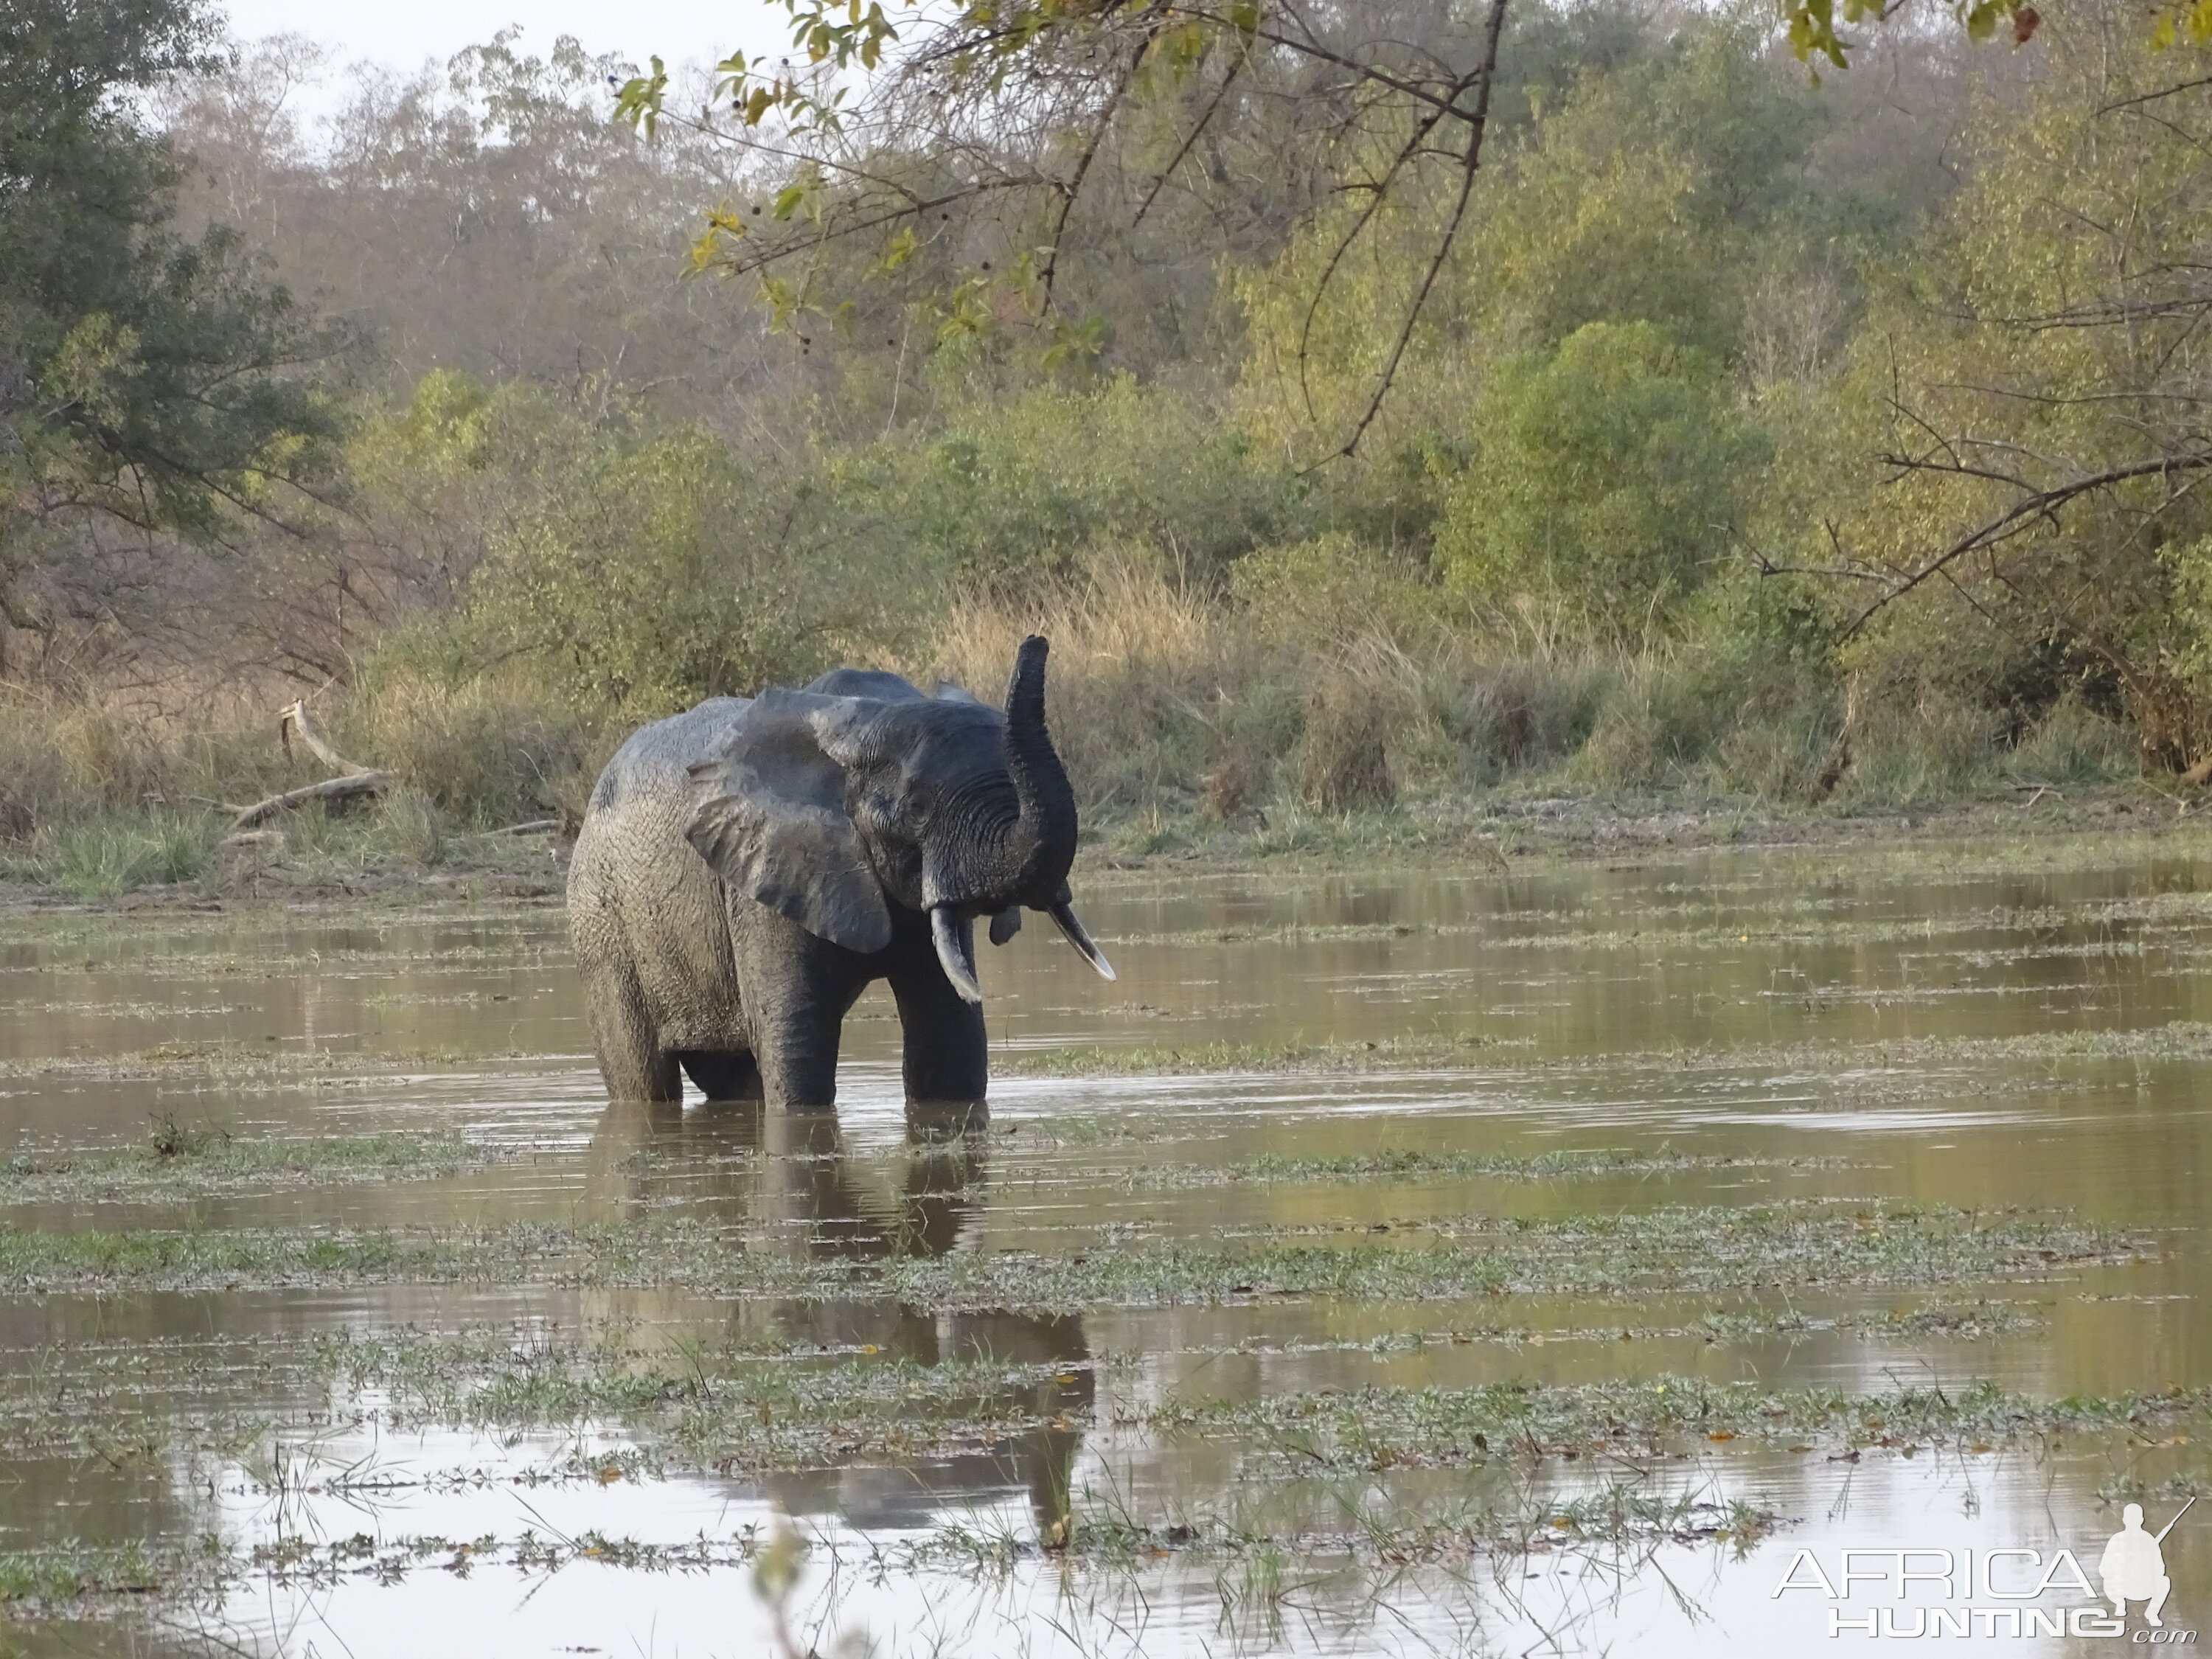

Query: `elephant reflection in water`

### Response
(588, 1098, 1090, 1537)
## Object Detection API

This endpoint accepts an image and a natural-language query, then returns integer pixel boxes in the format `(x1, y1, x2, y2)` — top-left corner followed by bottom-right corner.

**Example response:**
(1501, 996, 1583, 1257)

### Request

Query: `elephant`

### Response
(566, 635, 1114, 1116)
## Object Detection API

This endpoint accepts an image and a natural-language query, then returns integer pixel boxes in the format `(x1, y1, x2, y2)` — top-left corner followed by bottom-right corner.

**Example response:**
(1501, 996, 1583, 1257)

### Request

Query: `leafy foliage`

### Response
(1811, 3, 2212, 766)
(0, 0, 349, 633)
(1437, 322, 1766, 645)
(361, 373, 863, 713)
(14, 0, 2212, 842)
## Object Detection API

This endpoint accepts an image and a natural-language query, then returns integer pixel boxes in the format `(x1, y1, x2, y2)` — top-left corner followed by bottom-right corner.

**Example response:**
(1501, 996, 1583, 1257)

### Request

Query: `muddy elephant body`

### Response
(567, 638, 1110, 1113)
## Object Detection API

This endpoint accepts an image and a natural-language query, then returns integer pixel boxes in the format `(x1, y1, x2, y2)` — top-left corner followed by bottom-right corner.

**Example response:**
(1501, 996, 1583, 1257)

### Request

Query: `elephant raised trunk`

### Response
(1003, 635, 1079, 901)
(925, 636, 1113, 1001)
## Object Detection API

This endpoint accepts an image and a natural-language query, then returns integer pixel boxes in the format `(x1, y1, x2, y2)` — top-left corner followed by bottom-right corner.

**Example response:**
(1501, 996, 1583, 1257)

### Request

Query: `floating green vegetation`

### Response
(999, 1033, 1517, 1076)
(0, 1040, 514, 1086)
(0, 1293, 2049, 1471)
(0, 1201, 2145, 1307)
(1097, 893, 2212, 956)
(1001, 1019, 2212, 1079)
(0, 1540, 173, 1611)
(1114, 1147, 1851, 1189)
(1156, 1376, 2212, 1472)
(1158, 1298, 2045, 1354)
(310, 1333, 1084, 1473)
(1705, 1298, 2046, 1341)
(0, 1124, 506, 1201)
(0, 1483, 1781, 1623)
(1632, 1020, 2212, 1076)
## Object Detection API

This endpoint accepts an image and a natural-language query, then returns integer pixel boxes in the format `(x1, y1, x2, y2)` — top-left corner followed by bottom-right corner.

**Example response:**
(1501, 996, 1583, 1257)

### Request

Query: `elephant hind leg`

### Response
(581, 954, 681, 1104)
(678, 1050, 763, 1102)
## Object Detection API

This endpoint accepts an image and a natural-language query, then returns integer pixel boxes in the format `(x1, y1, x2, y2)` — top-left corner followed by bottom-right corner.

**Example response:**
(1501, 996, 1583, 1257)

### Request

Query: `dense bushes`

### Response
(1437, 323, 1766, 645)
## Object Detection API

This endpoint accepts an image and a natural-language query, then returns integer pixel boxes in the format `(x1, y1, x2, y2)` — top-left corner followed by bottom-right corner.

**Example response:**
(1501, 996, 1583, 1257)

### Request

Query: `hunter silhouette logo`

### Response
(2102, 1499, 2192, 1629)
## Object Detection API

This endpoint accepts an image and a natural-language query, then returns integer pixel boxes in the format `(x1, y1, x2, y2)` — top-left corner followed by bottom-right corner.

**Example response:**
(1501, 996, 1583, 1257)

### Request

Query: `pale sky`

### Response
(218, 0, 793, 83)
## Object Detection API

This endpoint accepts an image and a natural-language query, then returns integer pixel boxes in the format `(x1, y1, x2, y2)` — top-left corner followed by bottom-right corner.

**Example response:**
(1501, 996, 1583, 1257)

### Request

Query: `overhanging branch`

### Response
(1837, 451, 2212, 643)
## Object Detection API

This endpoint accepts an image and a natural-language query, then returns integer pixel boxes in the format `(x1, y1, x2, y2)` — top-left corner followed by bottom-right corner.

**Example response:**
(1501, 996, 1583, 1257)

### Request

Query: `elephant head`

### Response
(683, 636, 1114, 1001)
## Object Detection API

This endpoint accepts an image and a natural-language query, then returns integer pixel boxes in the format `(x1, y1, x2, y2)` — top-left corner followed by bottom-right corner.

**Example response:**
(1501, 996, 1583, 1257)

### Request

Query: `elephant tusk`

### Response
(931, 906, 984, 1004)
(1048, 898, 1116, 981)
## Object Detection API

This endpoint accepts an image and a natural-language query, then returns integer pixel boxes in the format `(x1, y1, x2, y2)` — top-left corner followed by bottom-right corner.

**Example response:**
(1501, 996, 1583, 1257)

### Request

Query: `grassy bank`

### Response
(0, 582, 2187, 908)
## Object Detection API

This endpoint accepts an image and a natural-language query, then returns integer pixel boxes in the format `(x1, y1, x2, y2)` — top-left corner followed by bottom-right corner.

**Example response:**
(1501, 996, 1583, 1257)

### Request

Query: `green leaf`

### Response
(880, 225, 919, 272)
(611, 56, 669, 139)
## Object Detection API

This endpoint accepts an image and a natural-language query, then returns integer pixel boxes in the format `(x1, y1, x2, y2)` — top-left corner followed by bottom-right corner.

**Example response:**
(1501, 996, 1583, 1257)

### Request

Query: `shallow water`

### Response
(4, 839, 2212, 1654)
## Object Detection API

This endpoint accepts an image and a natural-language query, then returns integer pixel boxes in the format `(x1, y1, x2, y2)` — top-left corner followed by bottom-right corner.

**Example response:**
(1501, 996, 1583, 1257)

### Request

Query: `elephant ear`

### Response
(684, 689, 894, 954)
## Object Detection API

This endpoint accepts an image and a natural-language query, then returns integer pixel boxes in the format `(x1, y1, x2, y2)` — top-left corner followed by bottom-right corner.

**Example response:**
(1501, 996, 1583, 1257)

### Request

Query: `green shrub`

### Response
(360, 374, 880, 716)
(1459, 659, 1613, 776)
(1436, 321, 1767, 646)
(1712, 689, 1846, 801)
(872, 376, 1308, 593)
(1230, 533, 1435, 643)
(2006, 694, 2138, 785)
(1843, 684, 2000, 805)
(41, 815, 212, 897)
(1565, 657, 1726, 791)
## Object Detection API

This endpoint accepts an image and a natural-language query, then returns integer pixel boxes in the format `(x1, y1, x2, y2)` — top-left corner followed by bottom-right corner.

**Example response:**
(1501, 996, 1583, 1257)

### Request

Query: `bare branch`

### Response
(1320, 0, 1511, 465)
(1840, 451, 2212, 643)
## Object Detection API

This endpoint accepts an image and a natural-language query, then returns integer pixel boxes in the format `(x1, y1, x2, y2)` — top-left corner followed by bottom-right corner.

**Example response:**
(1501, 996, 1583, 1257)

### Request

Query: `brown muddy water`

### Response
(4, 836, 2212, 1656)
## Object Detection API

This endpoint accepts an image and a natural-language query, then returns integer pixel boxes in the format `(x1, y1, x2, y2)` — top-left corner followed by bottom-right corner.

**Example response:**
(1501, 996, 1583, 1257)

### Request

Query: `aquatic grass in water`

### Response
(0, 1298, 2049, 1467)
(0, 1327, 2166, 1494)
(1114, 1147, 1852, 1189)
(0, 1128, 502, 1200)
(1001, 1034, 1521, 1076)
(0, 1201, 2146, 1304)
(0, 1483, 1783, 1624)
(1158, 1376, 2212, 1471)
(0, 1040, 530, 1086)
(1001, 1018, 2212, 1078)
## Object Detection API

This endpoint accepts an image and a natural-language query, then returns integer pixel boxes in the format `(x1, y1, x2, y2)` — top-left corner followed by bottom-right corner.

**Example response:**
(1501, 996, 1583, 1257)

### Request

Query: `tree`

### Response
(0, 0, 349, 649)
(618, 0, 2049, 463)
(1806, 0, 2212, 768)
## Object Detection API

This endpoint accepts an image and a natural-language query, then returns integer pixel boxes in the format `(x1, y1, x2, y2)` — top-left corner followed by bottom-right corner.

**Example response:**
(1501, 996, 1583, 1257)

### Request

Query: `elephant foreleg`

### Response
(888, 957, 989, 1110)
(737, 918, 858, 1110)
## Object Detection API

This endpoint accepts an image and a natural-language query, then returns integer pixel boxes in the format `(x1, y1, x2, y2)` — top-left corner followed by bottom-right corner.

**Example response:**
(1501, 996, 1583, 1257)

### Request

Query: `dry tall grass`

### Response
(0, 561, 2150, 894)
(928, 557, 1297, 815)
(919, 559, 2121, 821)
(347, 673, 603, 827)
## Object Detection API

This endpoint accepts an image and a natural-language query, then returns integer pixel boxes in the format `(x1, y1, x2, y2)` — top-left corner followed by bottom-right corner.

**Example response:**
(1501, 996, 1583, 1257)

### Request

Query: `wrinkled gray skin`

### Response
(568, 636, 1113, 1116)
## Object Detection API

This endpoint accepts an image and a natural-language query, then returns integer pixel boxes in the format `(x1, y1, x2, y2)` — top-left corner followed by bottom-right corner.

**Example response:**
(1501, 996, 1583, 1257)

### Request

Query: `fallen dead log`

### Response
(278, 699, 377, 777)
(226, 769, 392, 835)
